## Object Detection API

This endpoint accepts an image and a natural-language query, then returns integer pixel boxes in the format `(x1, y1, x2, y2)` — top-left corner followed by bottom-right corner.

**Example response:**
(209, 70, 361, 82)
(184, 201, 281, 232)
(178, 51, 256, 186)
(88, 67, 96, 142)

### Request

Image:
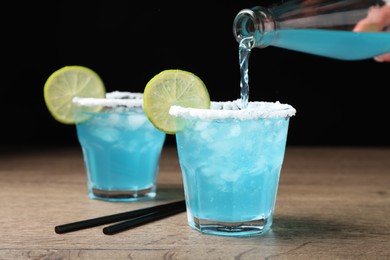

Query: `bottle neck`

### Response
(233, 6, 276, 49)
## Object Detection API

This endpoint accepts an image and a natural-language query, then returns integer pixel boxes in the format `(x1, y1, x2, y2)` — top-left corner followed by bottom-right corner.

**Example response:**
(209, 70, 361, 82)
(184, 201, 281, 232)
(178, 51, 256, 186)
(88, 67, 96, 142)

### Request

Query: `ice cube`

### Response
(91, 127, 120, 143)
(127, 114, 147, 130)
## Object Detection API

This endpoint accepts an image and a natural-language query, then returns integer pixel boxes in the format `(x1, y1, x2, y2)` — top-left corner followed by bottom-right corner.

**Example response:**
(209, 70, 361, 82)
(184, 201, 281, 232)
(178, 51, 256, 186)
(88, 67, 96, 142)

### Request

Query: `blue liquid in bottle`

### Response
(273, 29, 390, 60)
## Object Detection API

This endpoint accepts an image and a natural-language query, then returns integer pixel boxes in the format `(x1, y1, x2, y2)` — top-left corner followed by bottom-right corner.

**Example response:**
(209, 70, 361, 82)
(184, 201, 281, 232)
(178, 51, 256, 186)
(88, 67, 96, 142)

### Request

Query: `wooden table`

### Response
(1, 146, 389, 259)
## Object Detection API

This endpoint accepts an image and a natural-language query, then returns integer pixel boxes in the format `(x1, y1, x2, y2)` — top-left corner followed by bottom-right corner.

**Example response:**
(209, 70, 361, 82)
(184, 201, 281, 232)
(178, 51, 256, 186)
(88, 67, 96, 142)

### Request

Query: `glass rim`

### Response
(72, 91, 143, 108)
(169, 100, 296, 120)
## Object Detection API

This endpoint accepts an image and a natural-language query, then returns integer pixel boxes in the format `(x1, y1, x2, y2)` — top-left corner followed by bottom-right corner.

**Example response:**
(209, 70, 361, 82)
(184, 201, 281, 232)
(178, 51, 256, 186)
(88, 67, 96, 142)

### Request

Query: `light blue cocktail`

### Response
(170, 100, 295, 236)
(72, 91, 166, 202)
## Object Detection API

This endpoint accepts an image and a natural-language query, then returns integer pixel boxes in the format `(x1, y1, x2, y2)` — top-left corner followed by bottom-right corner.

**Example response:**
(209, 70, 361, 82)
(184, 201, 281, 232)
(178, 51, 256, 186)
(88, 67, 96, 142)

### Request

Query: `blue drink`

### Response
(170, 100, 296, 236)
(272, 29, 390, 60)
(72, 92, 166, 202)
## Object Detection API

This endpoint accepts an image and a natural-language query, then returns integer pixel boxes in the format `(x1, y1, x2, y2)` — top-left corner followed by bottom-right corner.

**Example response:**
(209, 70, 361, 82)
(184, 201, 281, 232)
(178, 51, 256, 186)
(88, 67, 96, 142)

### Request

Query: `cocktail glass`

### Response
(170, 100, 296, 236)
(72, 91, 166, 202)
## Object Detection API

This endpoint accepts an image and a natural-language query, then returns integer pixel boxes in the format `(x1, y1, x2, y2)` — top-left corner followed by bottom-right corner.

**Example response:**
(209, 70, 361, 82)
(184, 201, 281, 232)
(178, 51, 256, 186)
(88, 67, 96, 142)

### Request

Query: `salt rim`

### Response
(72, 91, 143, 108)
(169, 99, 296, 120)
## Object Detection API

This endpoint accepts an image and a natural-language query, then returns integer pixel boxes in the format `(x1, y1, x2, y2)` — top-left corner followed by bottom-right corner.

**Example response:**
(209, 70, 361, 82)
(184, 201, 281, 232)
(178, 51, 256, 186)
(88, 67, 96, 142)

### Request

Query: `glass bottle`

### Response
(233, 0, 390, 60)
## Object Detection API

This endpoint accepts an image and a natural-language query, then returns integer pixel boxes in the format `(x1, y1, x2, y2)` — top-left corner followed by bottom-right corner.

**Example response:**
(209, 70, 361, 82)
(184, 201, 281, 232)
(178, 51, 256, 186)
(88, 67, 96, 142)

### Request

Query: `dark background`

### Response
(3, 0, 390, 147)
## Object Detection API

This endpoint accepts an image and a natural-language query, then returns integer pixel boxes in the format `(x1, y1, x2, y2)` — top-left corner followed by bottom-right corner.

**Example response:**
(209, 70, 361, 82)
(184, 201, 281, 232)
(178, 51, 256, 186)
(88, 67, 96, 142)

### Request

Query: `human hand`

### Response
(353, 4, 390, 62)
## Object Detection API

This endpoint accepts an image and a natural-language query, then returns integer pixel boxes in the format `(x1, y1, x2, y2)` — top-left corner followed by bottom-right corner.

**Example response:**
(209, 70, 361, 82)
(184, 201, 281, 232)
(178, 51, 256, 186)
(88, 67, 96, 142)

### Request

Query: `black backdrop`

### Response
(3, 0, 390, 147)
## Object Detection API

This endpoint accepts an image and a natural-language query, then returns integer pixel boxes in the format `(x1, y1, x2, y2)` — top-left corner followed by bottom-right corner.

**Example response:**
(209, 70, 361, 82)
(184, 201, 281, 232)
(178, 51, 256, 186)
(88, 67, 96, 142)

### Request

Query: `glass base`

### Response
(189, 216, 272, 237)
(89, 186, 156, 202)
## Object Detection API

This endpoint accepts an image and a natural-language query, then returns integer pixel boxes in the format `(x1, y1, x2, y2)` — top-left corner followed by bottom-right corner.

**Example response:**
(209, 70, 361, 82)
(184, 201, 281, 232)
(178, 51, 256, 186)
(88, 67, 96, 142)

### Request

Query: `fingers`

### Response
(353, 5, 390, 62)
(353, 22, 381, 32)
(374, 53, 390, 62)
(354, 5, 390, 32)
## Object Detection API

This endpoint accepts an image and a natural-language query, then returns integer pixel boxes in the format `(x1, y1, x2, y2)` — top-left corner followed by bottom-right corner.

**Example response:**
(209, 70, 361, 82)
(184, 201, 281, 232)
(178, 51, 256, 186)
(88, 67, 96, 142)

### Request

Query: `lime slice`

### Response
(43, 65, 106, 124)
(143, 69, 210, 134)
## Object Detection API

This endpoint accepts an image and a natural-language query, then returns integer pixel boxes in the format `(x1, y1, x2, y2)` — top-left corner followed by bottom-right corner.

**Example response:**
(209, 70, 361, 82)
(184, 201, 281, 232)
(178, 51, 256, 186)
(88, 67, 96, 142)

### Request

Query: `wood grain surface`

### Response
(0, 146, 389, 259)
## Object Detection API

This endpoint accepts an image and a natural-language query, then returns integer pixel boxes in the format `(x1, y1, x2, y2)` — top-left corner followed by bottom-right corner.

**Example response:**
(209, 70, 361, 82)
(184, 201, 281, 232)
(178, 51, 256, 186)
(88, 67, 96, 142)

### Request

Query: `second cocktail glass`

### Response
(170, 100, 296, 237)
(72, 91, 166, 202)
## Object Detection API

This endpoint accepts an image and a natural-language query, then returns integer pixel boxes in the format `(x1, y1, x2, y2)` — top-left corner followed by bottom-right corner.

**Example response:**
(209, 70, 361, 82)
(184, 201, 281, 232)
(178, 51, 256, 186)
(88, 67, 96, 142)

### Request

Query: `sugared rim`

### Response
(169, 100, 296, 120)
(72, 91, 143, 108)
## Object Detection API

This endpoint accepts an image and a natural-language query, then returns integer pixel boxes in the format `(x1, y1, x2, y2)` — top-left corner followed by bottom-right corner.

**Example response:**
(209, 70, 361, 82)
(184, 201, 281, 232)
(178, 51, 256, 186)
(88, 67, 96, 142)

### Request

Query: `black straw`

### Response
(102, 203, 186, 235)
(55, 200, 186, 234)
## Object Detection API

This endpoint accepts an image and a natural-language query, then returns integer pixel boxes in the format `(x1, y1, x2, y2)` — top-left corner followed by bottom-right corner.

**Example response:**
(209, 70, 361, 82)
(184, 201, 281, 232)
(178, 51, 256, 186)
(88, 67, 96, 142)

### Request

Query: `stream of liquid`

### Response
(238, 37, 253, 109)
